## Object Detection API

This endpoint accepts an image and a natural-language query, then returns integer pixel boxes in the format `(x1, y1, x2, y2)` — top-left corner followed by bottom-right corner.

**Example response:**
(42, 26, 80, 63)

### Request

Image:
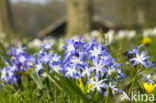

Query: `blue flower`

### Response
(104, 81, 122, 96)
(25, 55, 35, 68)
(129, 45, 150, 67)
(80, 65, 93, 79)
(69, 56, 87, 70)
(1, 66, 18, 84)
(139, 72, 154, 84)
(63, 40, 75, 52)
(107, 66, 117, 78)
(148, 61, 156, 69)
(39, 52, 52, 64)
(52, 53, 61, 62)
(9, 45, 26, 56)
(35, 62, 43, 73)
(88, 75, 107, 94)
(64, 65, 79, 79)
(1, 45, 35, 84)
(88, 43, 105, 59)
(106, 61, 124, 78)
(101, 54, 112, 62)
(63, 36, 85, 60)
(91, 58, 108, 77)
(50, 64, 62, 73)
(41, 42, 54, 50)
(128, 45, 143, 55)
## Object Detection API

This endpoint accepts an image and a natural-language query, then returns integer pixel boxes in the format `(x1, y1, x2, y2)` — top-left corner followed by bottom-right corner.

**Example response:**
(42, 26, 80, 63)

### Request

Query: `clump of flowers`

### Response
(62, 36, 125, 95)
(0, 46, 35, 84)
(34, 42, 62, 74)
(0, 36, 125, 97)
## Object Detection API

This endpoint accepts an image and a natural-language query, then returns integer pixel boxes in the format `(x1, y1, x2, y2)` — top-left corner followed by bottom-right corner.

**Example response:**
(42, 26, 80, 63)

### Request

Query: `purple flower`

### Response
(89, 43, 105, 59)
(64, 65, 79, 79)
(91, 58, 107, 77)
(9, 45, 26, 56)
(129, 45, 150, 67)
(80, 65, 93, 79)
(88, 75, 107, 94)
(104, 82, 122, 96)
(41, 42, 54, 50)
(1, 66, 17, 84)
(139, 72, 154, 84)
(35, 63, 43, 73)
(1, 46, 35, 84)
(39, 52, 52, 64)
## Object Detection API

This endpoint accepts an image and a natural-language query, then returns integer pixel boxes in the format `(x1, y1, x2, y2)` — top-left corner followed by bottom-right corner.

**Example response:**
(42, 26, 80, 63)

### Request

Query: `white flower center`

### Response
(52, 57, 59, 61)
(19, 56, 26, 63)
(95, 81, 100, 87)
(16, 48, 23, 54)
(36, 64, 42, 69)
(67, 44, 75, 51)
(45, 45, 51, 49)
(93, 47, 100, 55)
(137, 56, 143, 63)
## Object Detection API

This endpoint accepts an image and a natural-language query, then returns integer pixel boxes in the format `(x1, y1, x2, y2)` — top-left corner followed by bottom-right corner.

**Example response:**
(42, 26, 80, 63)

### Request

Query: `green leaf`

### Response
(0, 42, 9, 58)
(0, 55, 6, 68)
(30, 72, 44, 89)
(44, 69, 90, 103)
(44, 69, 62, 91)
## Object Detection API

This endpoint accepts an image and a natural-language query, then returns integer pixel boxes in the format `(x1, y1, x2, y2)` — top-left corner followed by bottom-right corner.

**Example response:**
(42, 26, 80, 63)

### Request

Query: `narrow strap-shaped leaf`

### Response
(0, 42, 9, 58)
(0, 55, 6, 68)
(48, 69, 90, 103)
(30, 73, 44, 89)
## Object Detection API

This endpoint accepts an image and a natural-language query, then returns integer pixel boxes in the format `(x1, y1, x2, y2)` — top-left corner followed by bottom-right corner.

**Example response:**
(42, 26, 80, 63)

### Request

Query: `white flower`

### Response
(43, 37, 56, 44)
(28, 39, 43, 48)
(143, 29, 153, 37)
(16, 47, 24, 55)
(116, 30, 127, 39)
(91, 30, 100, 38)
(19, 56, 26, 63)
(58, 39, 65, 51)
(107, 66, 116, 75)
(105, 30, 115, 43)
(104, 82, 120, 96)
(35, 63, 43, 73)
(88, 76, 107, 94)
(127, 30, 136, 39)
(152, 28, 156, 35)
(52, 65, 61, 73)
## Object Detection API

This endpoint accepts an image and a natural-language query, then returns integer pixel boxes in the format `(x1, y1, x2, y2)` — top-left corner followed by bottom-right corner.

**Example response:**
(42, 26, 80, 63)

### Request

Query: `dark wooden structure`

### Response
(38, 15, 116, 38)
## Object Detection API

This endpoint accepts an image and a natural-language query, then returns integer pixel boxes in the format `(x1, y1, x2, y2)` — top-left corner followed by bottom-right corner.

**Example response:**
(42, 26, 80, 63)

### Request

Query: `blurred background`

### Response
(1, 0, 156, 38)
(1, 0, 156, 50)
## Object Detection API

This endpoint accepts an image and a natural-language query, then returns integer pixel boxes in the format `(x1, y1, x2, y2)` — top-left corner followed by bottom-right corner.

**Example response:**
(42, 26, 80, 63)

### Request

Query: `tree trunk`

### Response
(0, 0, 15, 35)
(66, 0, 92, 37)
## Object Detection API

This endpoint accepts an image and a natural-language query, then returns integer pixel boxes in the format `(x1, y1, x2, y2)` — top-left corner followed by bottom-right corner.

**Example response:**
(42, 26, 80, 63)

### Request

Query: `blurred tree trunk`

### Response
(137, 8, 145, 26)
(66, 0, 92, 37)
(144, 0, 154, 27)
(0, 0, 15, 35)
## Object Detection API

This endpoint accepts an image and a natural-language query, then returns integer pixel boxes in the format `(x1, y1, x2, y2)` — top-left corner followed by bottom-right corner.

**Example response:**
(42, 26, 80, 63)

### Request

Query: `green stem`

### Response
(105, 88, 110, 103)
(54, 85, 57, 103)
(128, 69, 138, 97)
